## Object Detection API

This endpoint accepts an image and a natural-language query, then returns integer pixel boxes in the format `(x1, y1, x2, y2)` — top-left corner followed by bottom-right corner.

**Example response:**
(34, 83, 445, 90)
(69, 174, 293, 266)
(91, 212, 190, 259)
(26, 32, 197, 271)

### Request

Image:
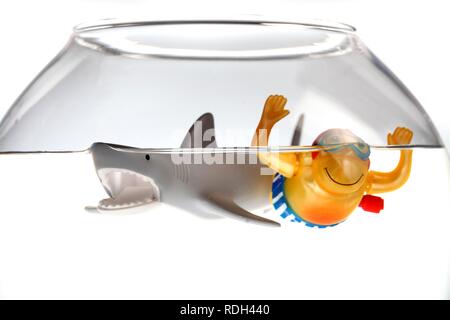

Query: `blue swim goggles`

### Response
(314, 129, 371, 161)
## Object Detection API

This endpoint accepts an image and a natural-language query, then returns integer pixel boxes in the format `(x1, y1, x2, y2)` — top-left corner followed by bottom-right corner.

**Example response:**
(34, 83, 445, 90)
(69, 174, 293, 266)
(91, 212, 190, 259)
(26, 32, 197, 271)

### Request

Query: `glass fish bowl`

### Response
(0, 18, 449, 299)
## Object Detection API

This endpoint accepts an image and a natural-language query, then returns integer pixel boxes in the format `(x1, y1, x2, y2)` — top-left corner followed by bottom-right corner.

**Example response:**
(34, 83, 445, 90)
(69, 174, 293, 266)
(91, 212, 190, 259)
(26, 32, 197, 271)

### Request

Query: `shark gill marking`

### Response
(175, 163, 190, 183)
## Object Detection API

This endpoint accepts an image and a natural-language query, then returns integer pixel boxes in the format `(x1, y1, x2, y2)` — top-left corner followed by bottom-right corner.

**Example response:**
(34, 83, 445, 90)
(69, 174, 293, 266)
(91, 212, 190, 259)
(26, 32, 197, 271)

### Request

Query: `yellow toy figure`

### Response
(252, 95, 413, 228)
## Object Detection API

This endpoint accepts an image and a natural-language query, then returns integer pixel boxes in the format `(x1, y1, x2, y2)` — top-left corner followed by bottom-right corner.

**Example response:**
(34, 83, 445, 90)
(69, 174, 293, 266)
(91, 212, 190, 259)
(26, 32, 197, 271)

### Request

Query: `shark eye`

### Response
(145, 154, 150, 161)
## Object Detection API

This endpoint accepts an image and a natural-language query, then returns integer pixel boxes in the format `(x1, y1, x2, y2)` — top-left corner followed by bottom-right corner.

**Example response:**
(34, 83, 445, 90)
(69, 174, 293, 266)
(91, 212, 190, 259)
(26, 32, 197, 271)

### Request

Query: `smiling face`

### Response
(312, 129, 370, 194)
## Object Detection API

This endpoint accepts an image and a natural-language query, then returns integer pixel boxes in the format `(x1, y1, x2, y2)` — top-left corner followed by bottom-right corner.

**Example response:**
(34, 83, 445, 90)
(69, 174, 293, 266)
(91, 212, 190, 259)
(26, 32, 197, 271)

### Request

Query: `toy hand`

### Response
(387, 127, 413, 145)
(260, 95, 289, 128)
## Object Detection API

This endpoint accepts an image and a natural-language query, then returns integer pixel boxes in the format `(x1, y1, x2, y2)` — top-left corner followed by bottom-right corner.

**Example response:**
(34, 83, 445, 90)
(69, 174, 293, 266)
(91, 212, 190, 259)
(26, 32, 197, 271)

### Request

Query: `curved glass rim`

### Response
(74, 18, 357, 34)
(72, 18, 358, 60)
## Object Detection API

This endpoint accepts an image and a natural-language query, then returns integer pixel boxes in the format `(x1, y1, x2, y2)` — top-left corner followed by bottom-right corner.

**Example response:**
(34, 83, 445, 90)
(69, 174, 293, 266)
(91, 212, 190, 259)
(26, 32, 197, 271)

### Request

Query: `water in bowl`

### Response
(0, 146, 448, 299)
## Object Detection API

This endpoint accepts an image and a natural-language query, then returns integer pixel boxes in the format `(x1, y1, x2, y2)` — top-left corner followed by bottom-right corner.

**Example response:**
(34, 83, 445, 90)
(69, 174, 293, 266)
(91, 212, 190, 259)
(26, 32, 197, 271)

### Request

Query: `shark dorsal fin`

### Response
(180, 112, 217, 148)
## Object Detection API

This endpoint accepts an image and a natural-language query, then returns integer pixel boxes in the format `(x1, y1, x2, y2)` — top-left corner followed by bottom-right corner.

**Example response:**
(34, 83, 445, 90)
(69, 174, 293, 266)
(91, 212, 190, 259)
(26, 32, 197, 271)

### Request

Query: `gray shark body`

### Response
(91, 142, 276, 224)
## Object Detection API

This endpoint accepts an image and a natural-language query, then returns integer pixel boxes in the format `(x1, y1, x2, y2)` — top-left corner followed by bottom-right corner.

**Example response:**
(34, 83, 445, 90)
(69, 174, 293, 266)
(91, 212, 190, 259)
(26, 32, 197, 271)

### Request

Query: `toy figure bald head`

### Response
(311, 129, 371, 194)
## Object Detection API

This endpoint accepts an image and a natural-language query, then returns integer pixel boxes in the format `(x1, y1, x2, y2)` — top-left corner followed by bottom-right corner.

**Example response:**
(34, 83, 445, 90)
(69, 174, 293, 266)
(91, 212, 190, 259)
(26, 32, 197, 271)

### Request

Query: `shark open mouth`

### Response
(96, 168, 160, 210)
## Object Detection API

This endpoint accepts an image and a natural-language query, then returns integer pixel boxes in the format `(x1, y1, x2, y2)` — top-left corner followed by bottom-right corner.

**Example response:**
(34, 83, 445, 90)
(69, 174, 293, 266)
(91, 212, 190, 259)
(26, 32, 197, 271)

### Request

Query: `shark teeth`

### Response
(99, 197, 153, 209)
(96, 168, 160, 211)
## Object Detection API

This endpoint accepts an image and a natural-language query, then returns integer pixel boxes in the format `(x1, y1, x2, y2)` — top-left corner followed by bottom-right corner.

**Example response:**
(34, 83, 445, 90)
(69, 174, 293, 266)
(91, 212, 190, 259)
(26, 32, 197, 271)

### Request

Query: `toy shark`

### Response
(89, 113, 299, 226)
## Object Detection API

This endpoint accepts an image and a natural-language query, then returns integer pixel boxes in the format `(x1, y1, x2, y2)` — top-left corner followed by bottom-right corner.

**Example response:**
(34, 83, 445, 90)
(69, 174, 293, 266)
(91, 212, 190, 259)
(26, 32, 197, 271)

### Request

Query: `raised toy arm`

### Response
(252, 95, 298, 178)
(367, 127, 413, 194)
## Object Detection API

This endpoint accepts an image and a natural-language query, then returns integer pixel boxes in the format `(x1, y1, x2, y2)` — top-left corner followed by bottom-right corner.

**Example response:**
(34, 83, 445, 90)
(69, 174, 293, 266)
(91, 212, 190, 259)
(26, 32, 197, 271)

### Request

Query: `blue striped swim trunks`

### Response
(271, 173, 338, 228)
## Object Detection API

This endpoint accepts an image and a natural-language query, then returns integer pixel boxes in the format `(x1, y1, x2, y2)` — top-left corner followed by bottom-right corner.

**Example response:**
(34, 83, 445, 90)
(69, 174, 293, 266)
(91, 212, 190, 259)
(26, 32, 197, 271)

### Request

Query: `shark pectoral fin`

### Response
(205, 193, 280, 227)
(96, 186, 159, 212)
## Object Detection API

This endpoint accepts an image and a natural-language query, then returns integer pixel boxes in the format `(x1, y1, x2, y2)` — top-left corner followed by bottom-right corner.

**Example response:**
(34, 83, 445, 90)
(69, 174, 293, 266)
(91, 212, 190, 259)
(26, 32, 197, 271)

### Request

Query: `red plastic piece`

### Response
(359, 194, 384, 213)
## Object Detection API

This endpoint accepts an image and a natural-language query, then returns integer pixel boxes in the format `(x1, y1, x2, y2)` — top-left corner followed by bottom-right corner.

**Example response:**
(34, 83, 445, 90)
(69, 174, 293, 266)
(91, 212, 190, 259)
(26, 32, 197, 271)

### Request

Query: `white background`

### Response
(0, 0, 449, 299)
